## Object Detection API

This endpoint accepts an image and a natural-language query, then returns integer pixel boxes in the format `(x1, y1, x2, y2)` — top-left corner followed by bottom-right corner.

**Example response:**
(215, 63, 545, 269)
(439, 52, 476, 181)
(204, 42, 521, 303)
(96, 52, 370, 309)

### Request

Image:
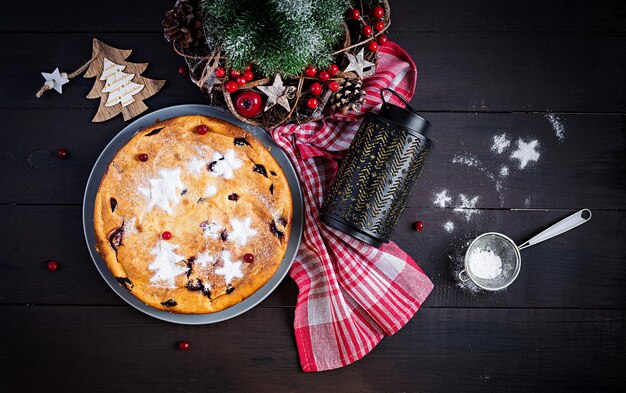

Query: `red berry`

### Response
(362, 26, 373, 37)
(196, 125, 209, 135)
(318, 71, 330, 82)
(224, 80, 238, 93)
(177, 341, 190, 351)
(304, 65, 317, 77)
(414, 221, 424, 231)
(236, 76, 247, 86)
(371, 6, 385, 19)
(162, 231, 172, 240)
(234, 91, 264, 118)
(309, 82, 323, 96)
(327, 64, 338, 75)
(377, 34, 389, 45)
(214, 67, 225, 78)
(177, 65, 187, 76)
(56, 148, 69, 159)
(243, 70, 254, 81)
(374, 20, 385, 32)
(349, 9, 361, 20)
(245, 64, 252, 72)
(47, 260, 59, 271)
(229, 69, 241, 78)
(368, 41, 379, 52)
(138, 153, 149, 162)
(307, 97, 318, 109)
(243, 253, 254, 263)
(328, 81, 339, 92)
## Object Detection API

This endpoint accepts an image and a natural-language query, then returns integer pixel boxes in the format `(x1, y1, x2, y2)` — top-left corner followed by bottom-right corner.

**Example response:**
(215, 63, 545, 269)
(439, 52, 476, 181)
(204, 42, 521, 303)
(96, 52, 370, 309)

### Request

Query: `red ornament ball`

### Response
(377, 34, 389, 45)
(234, 91, 264, 118)
(229, 69, 241, 78)
(138, 153, 149, 162)
(177, 341, 190, 351)
(374, 20, 385, 32)
(304, 65, 317, 77)
(177, 65, 187, 76)
(327, 64, 338, 75)
(56, 148, 69, 159)
(319, 71, 330, 82)
(236, 76, 247, 86)
(309, 82, 323, 96)
(349, 9, 361, 20)
(243, 253, 255, 263)
(362, 25, 373, 37)
(162, 231, 172, 240)
(328, 80, 339, 92)
(196, 125, 209, 135)
(47, 260, 59, 271)
(214, 67, 225, 78)
(371, 6, 385, 19)
(368, 41, 379, 52)
(243, 70, 254, 81)
(224, 80, 239, 93)
(307, 97, 319, 109)
(414, 221, 424, 231)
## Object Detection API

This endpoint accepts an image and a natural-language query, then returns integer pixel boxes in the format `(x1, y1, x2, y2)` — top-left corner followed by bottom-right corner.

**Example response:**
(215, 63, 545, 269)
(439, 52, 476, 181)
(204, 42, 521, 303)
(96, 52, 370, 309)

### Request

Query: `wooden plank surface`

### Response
(0, 306, 623, 392)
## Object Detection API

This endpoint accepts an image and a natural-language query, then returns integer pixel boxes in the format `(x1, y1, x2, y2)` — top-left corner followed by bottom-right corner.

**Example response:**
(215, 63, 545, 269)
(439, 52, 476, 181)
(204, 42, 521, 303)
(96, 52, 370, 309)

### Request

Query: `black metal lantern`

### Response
(321, 88, 433, 247)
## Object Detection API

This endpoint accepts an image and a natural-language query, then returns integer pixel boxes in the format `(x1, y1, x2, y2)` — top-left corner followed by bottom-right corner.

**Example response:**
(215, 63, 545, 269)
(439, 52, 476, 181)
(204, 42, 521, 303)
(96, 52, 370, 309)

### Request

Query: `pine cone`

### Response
(329, 79, 365, 114)
(162, 0, 205, 49)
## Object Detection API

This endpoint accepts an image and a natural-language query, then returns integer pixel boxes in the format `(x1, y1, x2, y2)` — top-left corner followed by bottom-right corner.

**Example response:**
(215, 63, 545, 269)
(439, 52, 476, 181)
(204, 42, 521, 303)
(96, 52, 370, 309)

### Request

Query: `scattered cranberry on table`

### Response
(414, 221, 424, 231)
(138, 153, 149, 162)
(47, 260, 59, 271)
(196, 125, 209, 135)
(162, 231, 172, 240)
(243, 253, 254, 263)
(177, 65, 187, 76)
(177, 341, 190, 351)
(56, 148, 69, 159)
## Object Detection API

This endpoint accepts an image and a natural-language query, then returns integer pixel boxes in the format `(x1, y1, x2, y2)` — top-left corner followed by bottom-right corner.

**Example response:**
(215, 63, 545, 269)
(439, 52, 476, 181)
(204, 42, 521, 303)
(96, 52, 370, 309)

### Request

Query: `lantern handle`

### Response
(380, 88, 418, 114)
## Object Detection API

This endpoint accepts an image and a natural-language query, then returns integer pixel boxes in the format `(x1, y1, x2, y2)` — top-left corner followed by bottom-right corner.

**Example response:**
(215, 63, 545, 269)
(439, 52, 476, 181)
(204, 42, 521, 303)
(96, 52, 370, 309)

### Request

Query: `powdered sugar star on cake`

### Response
(229, 217, 257, 246)
(187, 156, 206, 175)
(215, 251, 243, 284)
(210, 150, 242, 179)
(139, 168, 186, 215)
(196, 250, 216, 269)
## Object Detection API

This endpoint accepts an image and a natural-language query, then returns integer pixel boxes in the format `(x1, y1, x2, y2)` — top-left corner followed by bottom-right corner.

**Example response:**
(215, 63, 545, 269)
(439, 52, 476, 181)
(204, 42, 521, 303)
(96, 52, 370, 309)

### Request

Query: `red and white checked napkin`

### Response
(270, 42, 433, 372)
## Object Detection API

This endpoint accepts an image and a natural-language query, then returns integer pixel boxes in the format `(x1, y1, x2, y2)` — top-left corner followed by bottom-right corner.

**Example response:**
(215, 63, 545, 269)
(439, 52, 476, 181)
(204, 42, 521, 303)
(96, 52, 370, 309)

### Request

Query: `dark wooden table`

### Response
(1, 1, 625, 391)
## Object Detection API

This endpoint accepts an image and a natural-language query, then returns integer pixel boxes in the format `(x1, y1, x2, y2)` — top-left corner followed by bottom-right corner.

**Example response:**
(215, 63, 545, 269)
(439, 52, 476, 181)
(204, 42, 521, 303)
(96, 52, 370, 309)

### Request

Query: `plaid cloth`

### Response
(270, 42, 434, 372)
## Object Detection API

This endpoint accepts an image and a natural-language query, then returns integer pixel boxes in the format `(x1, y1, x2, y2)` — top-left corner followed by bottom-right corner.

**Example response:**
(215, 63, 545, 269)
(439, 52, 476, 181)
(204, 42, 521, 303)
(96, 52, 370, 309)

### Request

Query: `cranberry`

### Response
(177, 65, 187, 76)
(377, 34, 389, 45)
(196, 125, 209, 135)
(214, 67, 225, 78)
(177, 341, 190, 351)
(328, 81, 339, 92)
(304, 65, 317, 77)
(243, 253, 254, 263)
(162, 231, 172, 240)
(318, 71, 330, 82)
(56, 148, 69, 159)
(47, 260, 59, 271)
(362, 26, 373, 37)
(349, 9, 361, 20)
(414, 221, 424, 231)
(309, 82, 322, 96)
(224, 80, 238, 93)
(368, 41, 379, 52)
(327, 64, 338, 75)
(243, 70, 254, 81)
(236, 76, 247, 86)
(229, 69, 241, 78)
(374, 20, 385, 32)
(138, 153, 149, 162)
(307, 97, 318, 109)
(371, 6, 385, 19)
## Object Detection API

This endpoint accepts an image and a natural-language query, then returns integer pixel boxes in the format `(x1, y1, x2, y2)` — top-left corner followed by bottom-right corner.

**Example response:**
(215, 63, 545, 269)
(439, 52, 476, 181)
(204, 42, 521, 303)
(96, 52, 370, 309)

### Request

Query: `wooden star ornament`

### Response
(257, 74, 296, 112)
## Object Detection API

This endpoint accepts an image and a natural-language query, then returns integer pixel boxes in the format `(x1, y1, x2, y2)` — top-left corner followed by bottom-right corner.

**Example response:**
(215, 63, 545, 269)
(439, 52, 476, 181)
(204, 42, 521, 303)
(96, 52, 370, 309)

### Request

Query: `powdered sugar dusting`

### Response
(545, 113, 565, 142)
(210, 150, 243, 179)
(433, 189, 452, 208)
(196, 250, 216, 269)
(452, 154, 480, 167)
(499, 165, 509, 177)
(491, 133, 511, 154)
(123, 217, 138, 235)
(229, 217, 258, 246)
(510, 138, 540, 169)
(454, 194, 480, 221)
(187, 156, 206, 175)
(139, 168, 186, 215)
(443, 221, 455, 233)
(148, 240, 187, 288)
(215, 251, 243, 284)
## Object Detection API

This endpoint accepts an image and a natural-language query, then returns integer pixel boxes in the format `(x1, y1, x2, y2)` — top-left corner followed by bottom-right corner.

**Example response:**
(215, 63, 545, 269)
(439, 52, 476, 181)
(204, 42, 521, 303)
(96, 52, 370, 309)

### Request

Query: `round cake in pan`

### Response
(93, 115, 292, 313)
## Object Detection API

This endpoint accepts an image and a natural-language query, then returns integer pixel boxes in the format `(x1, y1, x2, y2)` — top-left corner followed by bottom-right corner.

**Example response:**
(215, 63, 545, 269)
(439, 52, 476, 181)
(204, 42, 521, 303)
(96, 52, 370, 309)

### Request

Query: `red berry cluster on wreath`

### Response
(302, 63, 340, 110)
(349, 5, 388, 53)
(214, 64, 255, 94)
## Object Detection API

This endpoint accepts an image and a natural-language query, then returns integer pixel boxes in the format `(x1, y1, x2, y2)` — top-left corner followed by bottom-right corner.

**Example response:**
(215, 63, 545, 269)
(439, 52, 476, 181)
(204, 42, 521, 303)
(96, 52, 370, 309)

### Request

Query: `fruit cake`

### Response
(93, 115, 292, 314)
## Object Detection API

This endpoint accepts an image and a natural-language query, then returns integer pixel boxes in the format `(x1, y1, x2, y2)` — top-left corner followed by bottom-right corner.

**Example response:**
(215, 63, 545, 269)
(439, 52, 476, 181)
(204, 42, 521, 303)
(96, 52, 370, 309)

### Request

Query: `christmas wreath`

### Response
(163, 0, 390, 127)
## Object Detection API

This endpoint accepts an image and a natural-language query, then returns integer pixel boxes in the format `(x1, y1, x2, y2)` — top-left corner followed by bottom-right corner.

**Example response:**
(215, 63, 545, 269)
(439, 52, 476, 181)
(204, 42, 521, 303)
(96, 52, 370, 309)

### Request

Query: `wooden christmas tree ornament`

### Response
(36, 38, 165, 123)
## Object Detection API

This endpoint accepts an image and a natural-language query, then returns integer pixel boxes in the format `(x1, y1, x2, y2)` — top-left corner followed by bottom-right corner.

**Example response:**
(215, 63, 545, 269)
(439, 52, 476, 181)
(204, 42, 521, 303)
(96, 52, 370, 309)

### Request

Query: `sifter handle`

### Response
(517, 209, 592, 251)
(380, 88, 418, 114)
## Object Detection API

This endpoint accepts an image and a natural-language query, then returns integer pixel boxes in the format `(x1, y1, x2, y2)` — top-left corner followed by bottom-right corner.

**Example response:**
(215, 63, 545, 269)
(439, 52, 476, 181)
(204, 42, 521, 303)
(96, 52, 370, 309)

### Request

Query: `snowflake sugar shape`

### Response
(229, 217, 257, 246)
(148, 241, 187, 288)
(200, 220, 222, 239)
(210, 150, 243, 179)
(433, 190, 452, 208)
(139, 168, 186, 215)
(187, 156, 206, 175)
(215, 251, 243, 284)
(510, 138, 540, 169)
(196, 250, 217, 269)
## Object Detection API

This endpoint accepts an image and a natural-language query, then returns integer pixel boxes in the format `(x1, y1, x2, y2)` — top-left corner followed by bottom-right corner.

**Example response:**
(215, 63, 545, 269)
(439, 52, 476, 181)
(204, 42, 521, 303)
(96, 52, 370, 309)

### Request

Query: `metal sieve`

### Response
(459, 209, 592, 291)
